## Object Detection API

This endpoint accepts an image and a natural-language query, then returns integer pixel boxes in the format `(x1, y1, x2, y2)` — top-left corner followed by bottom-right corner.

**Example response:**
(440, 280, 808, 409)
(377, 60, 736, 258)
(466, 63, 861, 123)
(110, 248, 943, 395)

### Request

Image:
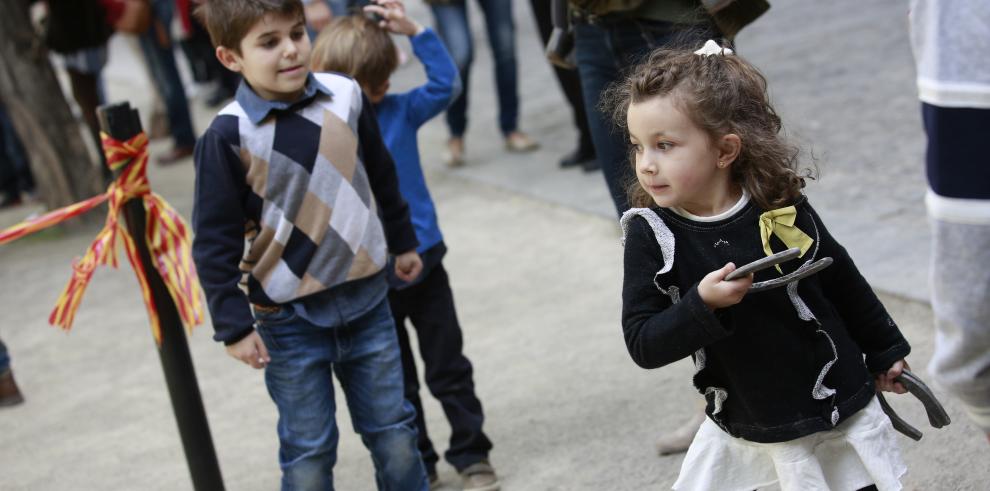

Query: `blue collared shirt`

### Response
(235, 73, 335, 125)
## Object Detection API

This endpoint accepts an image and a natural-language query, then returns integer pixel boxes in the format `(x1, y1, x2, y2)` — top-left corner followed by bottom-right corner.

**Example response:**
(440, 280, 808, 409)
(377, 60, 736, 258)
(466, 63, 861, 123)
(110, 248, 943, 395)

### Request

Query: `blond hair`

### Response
(310, 15, 397, 90)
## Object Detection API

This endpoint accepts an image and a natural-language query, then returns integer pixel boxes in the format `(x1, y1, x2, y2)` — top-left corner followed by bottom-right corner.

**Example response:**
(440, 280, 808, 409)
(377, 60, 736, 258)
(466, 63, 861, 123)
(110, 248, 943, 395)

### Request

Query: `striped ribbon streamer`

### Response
(0, 132, 204, 344)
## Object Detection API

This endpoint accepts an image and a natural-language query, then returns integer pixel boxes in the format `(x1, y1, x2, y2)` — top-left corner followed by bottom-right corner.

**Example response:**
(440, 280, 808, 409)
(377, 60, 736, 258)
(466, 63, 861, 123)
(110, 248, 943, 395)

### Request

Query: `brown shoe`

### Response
(157, 146, 194, 165)
(656, 411, 705, 456)
(0, 369, 24, 407)
(460, 460, 500, 491)
(504, 131, 539, 153)
(444, 137, 465, 167)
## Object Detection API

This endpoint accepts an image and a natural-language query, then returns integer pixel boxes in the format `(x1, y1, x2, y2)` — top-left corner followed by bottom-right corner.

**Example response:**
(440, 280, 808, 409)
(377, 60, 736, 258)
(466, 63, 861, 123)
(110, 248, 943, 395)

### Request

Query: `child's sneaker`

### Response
(459, 460, 500, 491)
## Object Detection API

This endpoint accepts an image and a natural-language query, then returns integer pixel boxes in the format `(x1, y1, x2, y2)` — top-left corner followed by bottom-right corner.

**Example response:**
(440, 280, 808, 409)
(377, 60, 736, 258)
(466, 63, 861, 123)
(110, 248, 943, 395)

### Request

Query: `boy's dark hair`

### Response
(310, 15, 398, 91)
(603, 42, 816, 211)
(195, 0, 305, 53)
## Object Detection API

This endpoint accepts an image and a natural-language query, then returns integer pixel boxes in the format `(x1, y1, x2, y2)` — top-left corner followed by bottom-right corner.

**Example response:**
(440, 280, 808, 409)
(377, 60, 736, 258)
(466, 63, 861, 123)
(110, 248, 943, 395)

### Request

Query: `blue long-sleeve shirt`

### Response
(374, 28, 460, 258)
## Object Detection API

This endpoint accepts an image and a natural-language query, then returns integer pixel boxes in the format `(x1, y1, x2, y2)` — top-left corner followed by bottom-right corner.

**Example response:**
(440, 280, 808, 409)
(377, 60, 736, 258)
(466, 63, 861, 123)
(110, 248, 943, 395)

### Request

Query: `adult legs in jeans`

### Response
(431, 0, 534, 165)
(388, 263, 493, 475)
(573, 21, 714, 215)
(257, 299, 427, 490)
(430, 2, 474, 139)
(477, 0, 519, 137)
(139, 0, 196, 163)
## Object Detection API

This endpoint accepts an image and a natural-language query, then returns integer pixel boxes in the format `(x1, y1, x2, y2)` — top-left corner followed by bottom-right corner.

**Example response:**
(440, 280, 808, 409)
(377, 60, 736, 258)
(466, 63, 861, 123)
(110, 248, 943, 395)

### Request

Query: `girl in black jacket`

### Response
(610, 41, 911, 491)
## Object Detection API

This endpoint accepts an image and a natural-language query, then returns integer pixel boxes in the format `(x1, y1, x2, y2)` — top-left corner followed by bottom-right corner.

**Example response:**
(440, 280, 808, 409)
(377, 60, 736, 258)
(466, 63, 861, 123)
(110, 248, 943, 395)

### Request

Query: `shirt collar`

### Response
(236, 73, 334, 124)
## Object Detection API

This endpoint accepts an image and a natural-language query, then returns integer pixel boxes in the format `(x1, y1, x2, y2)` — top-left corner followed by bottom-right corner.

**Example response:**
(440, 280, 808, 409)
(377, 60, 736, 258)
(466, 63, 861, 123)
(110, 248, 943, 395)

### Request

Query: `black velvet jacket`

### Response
(621, 197, 910, 443)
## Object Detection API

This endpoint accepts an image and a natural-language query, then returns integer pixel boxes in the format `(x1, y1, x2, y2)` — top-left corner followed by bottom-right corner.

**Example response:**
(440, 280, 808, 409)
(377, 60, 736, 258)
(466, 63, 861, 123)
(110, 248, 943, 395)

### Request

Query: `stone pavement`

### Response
(1, 0, 987, 489)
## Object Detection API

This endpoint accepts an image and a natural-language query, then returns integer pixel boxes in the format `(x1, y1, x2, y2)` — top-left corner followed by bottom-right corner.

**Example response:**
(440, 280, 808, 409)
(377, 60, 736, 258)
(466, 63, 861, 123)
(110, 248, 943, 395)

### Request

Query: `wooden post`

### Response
(97, 102, 224, 491)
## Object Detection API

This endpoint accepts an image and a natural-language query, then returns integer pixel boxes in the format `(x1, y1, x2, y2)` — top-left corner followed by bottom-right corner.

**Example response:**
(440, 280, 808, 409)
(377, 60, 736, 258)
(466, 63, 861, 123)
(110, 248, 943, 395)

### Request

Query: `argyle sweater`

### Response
(192, 73, 418, 344)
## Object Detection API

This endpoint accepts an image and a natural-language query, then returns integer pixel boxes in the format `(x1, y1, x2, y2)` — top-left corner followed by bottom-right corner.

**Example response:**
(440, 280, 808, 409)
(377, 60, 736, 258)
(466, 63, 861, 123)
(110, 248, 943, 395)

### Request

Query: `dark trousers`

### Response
(529, 0, 594, 156)
(388, 263, 492, 474)
(0, 105, 33, 197)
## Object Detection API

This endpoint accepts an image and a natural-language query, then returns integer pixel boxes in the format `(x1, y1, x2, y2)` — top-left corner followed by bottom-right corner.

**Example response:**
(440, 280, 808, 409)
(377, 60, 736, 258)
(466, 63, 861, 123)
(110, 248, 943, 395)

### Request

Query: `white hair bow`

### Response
(694, 39, 733, 57)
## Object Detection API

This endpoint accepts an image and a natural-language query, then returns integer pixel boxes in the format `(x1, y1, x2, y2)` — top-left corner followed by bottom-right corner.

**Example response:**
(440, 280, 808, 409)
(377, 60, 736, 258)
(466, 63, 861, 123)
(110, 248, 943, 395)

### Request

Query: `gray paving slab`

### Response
(1, 167, 986, 490)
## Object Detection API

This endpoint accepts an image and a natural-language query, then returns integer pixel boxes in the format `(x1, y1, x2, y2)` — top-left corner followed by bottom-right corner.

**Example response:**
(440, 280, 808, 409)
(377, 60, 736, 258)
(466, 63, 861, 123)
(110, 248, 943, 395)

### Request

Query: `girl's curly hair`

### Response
(602, 44, 815, 210)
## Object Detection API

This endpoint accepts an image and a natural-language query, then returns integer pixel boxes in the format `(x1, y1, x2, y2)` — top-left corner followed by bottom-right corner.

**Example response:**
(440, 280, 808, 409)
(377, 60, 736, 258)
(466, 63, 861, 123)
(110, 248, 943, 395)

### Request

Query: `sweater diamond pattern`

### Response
(221, 74, 387, 304)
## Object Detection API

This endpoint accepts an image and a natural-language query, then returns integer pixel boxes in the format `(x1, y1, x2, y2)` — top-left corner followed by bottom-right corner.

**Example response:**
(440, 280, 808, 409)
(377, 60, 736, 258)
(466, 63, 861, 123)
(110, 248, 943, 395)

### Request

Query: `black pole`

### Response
(97, 102, 225, 490)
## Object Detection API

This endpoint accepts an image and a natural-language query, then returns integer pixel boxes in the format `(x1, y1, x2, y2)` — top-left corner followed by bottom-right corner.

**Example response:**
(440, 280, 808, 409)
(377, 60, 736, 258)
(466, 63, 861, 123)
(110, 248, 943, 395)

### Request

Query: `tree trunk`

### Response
(0, 1, 106, 210)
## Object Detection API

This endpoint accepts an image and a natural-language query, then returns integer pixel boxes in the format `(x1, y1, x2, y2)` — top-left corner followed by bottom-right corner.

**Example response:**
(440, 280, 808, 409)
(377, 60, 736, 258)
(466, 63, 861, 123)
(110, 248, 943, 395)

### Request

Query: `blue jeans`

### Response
(0, 337, 9, 373)
(255, 297, 428, 491)
(139, 0, 196, 148)
(430, 0, 519, 137)
(574, 19, 717, 215)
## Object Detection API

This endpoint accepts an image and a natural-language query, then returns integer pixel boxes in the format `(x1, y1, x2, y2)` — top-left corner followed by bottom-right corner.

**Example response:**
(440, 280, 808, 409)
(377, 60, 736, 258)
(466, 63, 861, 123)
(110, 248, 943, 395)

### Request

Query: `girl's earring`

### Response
(718, 161, 725, 168)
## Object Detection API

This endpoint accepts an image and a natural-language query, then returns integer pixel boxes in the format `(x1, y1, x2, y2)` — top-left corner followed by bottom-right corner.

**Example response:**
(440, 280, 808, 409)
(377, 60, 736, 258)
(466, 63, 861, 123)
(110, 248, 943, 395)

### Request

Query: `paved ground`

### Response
(1, 0, 987, 489)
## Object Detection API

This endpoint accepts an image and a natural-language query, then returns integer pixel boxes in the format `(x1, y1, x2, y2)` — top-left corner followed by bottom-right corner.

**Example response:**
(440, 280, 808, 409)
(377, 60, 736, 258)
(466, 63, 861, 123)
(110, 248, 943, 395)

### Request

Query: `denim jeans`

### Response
(255, 297, 428, 491)
(0, 337, 9, 373)
(138, 0, 196, 148)
(574, 19, 717, 215)
(430, 0, 519, 137)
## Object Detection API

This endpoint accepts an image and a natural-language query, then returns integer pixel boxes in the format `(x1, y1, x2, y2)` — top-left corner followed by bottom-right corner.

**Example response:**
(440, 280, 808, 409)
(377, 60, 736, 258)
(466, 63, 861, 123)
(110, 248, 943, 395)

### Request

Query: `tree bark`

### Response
(0, 1, 106, 210)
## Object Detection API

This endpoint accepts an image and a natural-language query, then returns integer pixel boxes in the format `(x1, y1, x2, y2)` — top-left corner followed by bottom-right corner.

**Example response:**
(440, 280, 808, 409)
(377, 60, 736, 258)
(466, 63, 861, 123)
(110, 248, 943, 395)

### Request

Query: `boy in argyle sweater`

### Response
(191, 1, 428, 489)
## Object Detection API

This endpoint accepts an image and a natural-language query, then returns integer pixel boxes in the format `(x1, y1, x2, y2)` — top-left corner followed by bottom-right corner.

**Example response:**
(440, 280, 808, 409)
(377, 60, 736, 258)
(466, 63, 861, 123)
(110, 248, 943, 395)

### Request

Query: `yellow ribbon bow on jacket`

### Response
(758, 206, 814, 273)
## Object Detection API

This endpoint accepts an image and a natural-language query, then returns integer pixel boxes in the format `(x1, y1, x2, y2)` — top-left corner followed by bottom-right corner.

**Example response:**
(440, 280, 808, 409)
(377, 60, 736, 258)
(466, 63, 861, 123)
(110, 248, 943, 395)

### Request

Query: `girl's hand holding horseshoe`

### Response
(699, 263, 754, 310)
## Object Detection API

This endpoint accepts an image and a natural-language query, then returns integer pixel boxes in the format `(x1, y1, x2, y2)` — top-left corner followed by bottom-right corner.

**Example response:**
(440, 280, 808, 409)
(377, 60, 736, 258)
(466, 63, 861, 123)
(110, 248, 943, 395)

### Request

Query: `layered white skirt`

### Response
(673, 397, 907, 491)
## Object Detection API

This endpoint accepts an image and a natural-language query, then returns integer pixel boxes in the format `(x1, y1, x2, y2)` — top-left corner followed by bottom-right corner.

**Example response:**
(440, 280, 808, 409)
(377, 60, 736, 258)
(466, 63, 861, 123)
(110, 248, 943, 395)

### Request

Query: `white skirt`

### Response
(673, 397, 907, 491)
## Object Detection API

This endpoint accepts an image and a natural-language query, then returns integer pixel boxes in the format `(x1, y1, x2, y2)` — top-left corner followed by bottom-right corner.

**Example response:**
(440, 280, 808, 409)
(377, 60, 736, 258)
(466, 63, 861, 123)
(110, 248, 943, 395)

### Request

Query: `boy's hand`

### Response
(698, 262, 753, 310)
(226, 331, 271, 369)
(394, 250, 423, 283)
(875, 359, 910, 394)
(364, 0, 423, 37)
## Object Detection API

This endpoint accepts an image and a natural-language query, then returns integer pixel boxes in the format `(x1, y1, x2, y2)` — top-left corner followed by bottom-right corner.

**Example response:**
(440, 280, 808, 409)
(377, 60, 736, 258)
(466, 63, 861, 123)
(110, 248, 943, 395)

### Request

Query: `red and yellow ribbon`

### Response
(0, 132, 203, 344)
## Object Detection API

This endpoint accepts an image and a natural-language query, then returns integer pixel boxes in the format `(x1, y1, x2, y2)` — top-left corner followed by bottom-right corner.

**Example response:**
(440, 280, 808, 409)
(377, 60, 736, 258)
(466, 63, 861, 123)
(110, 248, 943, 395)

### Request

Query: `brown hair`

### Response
(603, 43, 815, 211)
(195, 0, 305, 54)
(310, 15, 398, 91)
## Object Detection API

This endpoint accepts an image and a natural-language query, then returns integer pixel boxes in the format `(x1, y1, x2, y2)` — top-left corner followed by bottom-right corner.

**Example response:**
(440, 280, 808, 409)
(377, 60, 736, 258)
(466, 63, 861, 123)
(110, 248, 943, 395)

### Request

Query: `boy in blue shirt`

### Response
(192, 0, 428, 488)
(311, 2, 498, 489)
